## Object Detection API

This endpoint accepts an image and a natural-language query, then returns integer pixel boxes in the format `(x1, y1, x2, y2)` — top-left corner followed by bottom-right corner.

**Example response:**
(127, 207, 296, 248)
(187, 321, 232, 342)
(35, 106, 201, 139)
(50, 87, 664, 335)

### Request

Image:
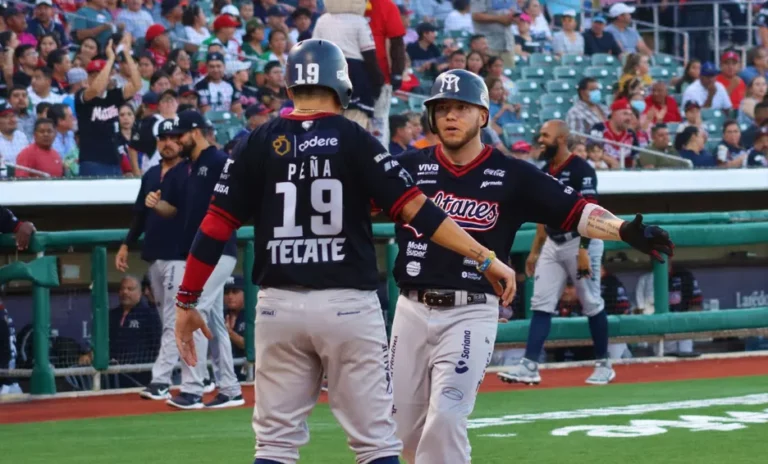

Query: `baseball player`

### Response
(390, 69, 674, 464)
(117, 118, 187, 401)
(497, 127, 616, 386)
(147, 110, 243, 410)
(171, 39, 517, 464)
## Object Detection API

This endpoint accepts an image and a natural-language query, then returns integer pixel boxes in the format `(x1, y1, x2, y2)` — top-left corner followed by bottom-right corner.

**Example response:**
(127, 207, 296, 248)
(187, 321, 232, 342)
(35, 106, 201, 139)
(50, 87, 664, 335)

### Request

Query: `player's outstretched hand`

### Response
(619, 214, 675, 262)
(483, 259, 517, 306)
(175, 306, 213, 367)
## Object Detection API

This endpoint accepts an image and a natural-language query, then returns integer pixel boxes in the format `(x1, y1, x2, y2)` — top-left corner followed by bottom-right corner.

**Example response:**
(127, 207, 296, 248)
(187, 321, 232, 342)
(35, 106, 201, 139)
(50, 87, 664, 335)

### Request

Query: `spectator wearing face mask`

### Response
(566, 77, 607, 138)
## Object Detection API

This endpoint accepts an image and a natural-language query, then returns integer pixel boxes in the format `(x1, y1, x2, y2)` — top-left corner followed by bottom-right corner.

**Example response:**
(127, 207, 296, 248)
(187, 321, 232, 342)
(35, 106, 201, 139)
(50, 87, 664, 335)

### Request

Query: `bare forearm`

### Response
(122, 52, 142, 98)
(472, 12, 507, 24)
(577, 204, 624, 241)
(531, 224, 547, 254)
(229, 330, 245, 349)
(76, 25, 110, 41)
(153, 200, 177, 218)
(85, 57, 115, 100)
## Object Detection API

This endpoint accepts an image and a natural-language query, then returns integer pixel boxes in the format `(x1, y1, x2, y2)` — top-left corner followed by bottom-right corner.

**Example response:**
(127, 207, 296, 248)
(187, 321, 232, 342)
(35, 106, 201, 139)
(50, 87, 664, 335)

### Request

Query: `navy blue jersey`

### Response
(130, 165, 186, 262)
(541, 154, 598, 240)
(109, 304, 162, 364)
(669, 269, 703, 312)
(746, 148, 768, 167)
(602, 273, 631, 315)
(209, 113, 420, 290)
(162, 149, 238, 259)
(393, 145, 587, 294)
(227, 309, 246, 359)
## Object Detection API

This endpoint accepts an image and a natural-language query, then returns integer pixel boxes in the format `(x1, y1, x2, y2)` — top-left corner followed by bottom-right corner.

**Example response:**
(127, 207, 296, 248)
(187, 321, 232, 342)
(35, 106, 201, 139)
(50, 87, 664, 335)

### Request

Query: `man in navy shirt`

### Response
(583, 15, 622, 56)
(223, 275, 247, 380)
(117, 118, 188, 401)
(149, 110, 243, 410)
(389, 114, 414, 155)
(27, 0, 69, 47)
(406, 23, 443, 79)
(109, 275, 162, 366)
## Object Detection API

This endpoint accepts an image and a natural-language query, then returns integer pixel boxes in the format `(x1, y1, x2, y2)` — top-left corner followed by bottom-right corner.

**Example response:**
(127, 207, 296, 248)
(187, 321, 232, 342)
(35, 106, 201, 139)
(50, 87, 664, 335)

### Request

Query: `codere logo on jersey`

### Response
(298, 131, 339, 154)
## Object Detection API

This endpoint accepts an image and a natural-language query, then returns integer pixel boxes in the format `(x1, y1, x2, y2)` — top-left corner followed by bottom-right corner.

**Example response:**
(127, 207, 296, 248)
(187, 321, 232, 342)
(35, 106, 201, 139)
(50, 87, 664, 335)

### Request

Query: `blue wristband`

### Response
(476, 251, 496, 272)
(408, 200, 448, 239)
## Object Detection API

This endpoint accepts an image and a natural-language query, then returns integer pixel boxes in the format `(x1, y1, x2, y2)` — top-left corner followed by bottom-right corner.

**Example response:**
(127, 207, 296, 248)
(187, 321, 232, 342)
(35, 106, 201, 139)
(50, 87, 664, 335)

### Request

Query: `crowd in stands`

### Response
(0, 0, 767, 179)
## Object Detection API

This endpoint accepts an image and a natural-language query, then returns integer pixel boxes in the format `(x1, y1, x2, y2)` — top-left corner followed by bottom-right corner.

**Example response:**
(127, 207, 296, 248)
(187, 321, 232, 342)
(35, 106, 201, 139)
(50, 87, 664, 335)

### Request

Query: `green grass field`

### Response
(4, 376, 768, 463)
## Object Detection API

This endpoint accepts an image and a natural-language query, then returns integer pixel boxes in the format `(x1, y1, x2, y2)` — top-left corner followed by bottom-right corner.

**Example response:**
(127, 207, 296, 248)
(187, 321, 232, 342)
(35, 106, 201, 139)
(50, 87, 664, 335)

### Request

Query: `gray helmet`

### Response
(286, 39, 353, 108)
(423, 69, 490, 131)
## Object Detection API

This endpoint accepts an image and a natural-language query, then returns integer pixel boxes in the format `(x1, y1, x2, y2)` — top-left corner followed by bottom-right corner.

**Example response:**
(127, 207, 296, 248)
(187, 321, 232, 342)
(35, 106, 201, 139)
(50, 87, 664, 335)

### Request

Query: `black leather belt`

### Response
(548, 231, 578, 244)
(400, 289, 488, 307)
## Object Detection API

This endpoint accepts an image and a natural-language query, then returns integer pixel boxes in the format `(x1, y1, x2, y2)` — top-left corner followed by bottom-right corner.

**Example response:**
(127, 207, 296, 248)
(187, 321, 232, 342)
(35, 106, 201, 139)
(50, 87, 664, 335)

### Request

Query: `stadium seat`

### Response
(584, 66, 616, 79)
(502, 123, 529, 145)
(540, 94, 571, 108)
(650, 66, 672, 81)
(591, 53, 618, 67)
(521, 66, 554, 81)
(206, 110, 235, 124)
(561, 55, 586, 67)
(514, 54, 530, 67)
(701, 108, 727, 130)
(739, 122, 751, 132)
(666, 122, 680, 134)
(705, 137, 722, 153)
(604, 93, 614, 107)
(545, 80, 574, 94)
(529, 53, 556, 67)
(553, 66, 579, 80)
(390, 97, 409, 115)
(539, 107, 566, 123)
(408, 96, 426, 112)
(670, 93, 682, 105)
(654, 53, 679, 69)
(509, 94, 538, 107)
(448, 30, 471, 39)
(515, 79, 542, 94)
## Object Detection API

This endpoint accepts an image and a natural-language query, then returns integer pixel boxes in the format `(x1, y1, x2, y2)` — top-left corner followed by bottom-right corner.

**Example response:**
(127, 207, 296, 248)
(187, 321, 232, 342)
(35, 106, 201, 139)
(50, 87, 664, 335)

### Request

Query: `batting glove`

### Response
(619, 214, 675, 262)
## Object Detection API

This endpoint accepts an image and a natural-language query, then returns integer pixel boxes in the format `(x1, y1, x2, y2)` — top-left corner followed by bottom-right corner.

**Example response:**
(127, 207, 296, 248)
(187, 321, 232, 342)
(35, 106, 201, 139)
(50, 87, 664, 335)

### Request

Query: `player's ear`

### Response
(286, 88, 294, 100)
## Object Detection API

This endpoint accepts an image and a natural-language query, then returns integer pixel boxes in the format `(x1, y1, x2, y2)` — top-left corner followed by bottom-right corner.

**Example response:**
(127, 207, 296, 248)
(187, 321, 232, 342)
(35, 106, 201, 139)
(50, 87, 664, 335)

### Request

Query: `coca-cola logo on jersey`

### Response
(90, 105, 119, 122)
(431, 191, 500, 231)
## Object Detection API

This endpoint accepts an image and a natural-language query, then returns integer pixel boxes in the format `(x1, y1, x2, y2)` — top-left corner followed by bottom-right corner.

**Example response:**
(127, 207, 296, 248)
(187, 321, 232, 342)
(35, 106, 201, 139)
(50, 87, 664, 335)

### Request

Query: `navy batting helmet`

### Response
(286, 39, 353, 109)
(423, 69, 490, 131)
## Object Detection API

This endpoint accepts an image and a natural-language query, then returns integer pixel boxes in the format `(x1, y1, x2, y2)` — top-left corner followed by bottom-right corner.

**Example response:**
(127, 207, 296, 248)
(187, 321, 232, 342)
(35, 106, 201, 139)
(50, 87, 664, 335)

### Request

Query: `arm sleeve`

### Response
(179, 136, 260, 296)
(0, 207, 20, 234)
(349, 130, 421, 221)
(515, 162, 587, 231)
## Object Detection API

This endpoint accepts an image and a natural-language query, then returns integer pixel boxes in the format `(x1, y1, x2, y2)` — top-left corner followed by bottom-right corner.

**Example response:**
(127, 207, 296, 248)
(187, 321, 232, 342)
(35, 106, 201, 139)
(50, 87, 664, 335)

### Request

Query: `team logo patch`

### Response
(273, 135, 291, 156)
(440, 74, 461, 93)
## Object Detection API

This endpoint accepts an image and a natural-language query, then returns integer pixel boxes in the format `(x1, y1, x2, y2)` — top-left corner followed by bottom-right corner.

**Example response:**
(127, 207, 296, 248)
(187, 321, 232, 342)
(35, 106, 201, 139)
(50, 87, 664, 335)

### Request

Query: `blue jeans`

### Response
(79, 161, 121, 177)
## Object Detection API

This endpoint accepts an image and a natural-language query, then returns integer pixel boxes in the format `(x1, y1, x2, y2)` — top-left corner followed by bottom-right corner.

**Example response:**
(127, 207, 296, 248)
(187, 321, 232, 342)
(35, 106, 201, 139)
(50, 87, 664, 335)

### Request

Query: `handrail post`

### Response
(30, 284, 55, 394)
(652, 254, 670, 314)
(91, 246, 109, 372)
(652, 4, 660, 56)
(524, 276, 534, 319)
(714, 3, 720, 68)
(748, 2, 754, 49)
(243, 240, 256, 364)
(386, 240, 399, 339)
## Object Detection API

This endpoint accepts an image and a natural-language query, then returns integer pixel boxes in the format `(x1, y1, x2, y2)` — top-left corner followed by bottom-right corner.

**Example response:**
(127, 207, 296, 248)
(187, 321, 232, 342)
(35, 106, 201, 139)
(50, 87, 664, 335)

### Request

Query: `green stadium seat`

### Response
(604, 93, 614, 107)
(650, 66, 673, 81)
(670, 93, 682, 105)
(521, 66, 553, 81)
(448, 30, 471, 39)
(505, 67, 522, 80)
(408, 96, 426, 112)
(654, 53, 679, 69)
(509, 94, 537, 107)
(540, 94, 571, 108)
(206, 110, 235, 124)
(502, 123, 529, 145)
(666, 122, 680, 133)
(515, 79, 542, 93)
(561, 55, 587, 67)
(539, 107, 567, 123)
(390, 97, 408, 115)
(701, 108, 727, 130)
(591, 53, 619, 67)
(529, 53, 556, 67)
(514, 54, 529, 67)
(584, 66, 616, 79)
(545, 80, 575, 94)
(553, 66, 579, 80)
(705, 137, 722, 153)
(739, 122, 751, 132)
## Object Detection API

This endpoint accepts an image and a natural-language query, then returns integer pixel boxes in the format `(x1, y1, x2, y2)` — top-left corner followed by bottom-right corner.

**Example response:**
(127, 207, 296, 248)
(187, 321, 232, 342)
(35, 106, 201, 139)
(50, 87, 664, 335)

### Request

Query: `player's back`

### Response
(224, 113, 415, 290)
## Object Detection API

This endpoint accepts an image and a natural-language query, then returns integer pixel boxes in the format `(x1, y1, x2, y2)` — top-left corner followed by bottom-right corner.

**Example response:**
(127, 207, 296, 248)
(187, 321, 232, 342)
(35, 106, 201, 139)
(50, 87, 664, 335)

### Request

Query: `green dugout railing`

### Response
(1, 210, 767, 395)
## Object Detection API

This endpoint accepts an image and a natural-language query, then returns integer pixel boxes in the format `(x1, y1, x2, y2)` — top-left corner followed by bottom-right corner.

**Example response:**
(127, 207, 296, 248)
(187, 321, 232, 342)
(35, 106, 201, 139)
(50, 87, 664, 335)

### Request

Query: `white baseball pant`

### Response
(371, 84, 392, 147)
(252, 287, 401, 464)
(148, 259, 185, 385)
(179, 255, 241, 398)
(391, 291, 498, 464)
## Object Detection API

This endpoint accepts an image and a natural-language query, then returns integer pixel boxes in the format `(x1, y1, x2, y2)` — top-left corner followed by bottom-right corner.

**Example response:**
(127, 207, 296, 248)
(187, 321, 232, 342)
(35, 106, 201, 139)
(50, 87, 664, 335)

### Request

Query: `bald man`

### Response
(498, 120, 616, 386)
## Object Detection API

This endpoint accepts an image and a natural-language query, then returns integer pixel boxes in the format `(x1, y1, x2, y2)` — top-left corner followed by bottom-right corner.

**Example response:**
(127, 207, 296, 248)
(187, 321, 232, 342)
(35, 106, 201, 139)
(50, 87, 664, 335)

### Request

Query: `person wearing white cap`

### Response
(604, 2, 652, 56)
(227, 60, 259, 116)
(551, 9, 583, 57)
(28, 0, 69, 47)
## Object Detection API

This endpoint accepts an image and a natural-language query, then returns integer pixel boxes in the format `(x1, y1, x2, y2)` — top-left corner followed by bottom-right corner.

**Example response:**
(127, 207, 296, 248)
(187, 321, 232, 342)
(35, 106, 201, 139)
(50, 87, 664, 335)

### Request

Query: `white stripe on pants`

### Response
(179, 255, 241, 397)
(148, 259, 185, 385)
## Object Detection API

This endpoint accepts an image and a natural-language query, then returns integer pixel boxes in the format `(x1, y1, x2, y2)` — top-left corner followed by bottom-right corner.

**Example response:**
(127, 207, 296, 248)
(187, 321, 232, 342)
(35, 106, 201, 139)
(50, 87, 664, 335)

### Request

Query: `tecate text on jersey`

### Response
(266, 238, 346, 264)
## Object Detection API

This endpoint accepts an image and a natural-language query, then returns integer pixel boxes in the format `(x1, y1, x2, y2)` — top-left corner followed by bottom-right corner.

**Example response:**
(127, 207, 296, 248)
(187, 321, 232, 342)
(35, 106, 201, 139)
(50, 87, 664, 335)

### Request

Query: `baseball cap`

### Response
(684, 100, 701, 111)
(224, 275, 245, 291)
(518, 13, 532, 24)
(416, 22, 438, 36)
(291, 7, 312, 20)
(145, 24, 167, 43)
(721, 50, 740, 63)
(3, 7, 24, 18)
(226, 59, 251, 76)
(35, 0, 54, 6)
(700, 61, 719, 77)
(207, 51, 226, 63)
(610, 98, 631, 112)
(267, 5, 287, 17)
(175, 110, 208, 133)
(246, 18, 265, 30)
(593, 14, 607, 24)
(0, 100, 13, 116)
(86, 59, 108, 74)
(67, 67, 87, 84)
(142, 91, 160, 108)
(221, 4, 240, 17)
(157, 118, 180, 136)
(178, 84, 199, 97)
(397, 5, 412, 15)
(561, 9, 577, 18)
(159, 89, 178, 101)
(214, 14, 240, 30)
(245, 103, 271, 118)
(511, 140, 532, 153)
(161, 0, 183, 15)
(608, 2, 636, 18)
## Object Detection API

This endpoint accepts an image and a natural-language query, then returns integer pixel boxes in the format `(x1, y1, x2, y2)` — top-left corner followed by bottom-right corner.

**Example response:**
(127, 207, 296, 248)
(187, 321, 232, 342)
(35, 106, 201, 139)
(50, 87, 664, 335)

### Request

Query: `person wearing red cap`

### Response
(201, 15, 242, 62)
(588, 98, 638, 168)
(717, 50, 746, 109)
(146, 24, 171, 68)
(75, 34, 141, 176)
